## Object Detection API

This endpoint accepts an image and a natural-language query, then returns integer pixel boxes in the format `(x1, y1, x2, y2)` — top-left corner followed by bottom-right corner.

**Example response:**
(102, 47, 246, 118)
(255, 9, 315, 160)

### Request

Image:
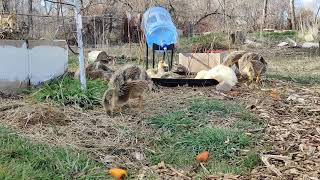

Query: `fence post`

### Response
(74, 0, 87, 90)
(93, 16, 96, 48)
(102, 16, 105, 48)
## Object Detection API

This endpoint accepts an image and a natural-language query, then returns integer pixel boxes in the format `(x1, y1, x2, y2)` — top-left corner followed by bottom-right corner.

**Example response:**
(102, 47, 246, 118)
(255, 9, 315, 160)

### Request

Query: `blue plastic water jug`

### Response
(142, 7, 178, 49)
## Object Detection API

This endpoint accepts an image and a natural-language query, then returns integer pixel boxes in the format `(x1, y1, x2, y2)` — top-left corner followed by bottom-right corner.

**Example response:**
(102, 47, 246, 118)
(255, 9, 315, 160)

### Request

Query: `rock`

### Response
(132, 152, 145, 161)
(287, 94, 305, 104)
(216, 82, 233, 93)
(245, 39, 262, 48)
(263, 28, 275, 32)
(302, 42, 319, 48)
(88, 51, 109, 64)
(102, 155, 117, 167)
(286, 38, 298, 47)
(278, 38, 298, 48)
(277, 42, 288, 47)
(304, 34, 315, 42)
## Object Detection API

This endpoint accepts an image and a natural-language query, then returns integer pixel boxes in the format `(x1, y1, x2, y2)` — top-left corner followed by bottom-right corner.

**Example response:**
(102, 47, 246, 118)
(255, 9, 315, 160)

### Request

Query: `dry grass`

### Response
(267, 55, 320, 86)
(1, 40, 320, 179)
(0, 85, 263, 178)
(0, 87, 196, 173)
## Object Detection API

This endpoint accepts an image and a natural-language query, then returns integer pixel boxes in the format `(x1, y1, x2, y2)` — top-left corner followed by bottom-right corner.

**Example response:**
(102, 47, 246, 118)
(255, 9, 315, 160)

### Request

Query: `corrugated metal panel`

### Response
(29, 40, 68, 85)
(0, 40, 68, 91)
(0, 40, 29, 92)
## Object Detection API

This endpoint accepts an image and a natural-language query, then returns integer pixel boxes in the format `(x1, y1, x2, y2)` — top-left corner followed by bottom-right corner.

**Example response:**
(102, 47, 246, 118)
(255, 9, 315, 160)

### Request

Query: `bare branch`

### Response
(44, 0, 75, 7)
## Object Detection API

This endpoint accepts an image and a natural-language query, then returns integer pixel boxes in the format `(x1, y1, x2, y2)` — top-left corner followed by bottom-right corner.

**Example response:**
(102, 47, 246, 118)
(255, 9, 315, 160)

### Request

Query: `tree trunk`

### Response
(28, 0, 33, 36)
(2, 0, 10, 13)
(14, 0, 18, 14)
(223, 0, 226, 31)
(262, 0, 268, 28)
(290, 0, 296, 30)
(57, 2, 60, 17)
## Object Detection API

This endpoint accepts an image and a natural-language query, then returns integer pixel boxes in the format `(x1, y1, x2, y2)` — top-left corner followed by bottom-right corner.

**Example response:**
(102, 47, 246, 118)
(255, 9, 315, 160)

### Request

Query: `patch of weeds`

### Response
(31, 76, 107, 109)
(268, 73, 320, 85)
(149, 111, 195, 133)
(0, 126, 106, 179)
(147, 99, 263, 176)
(68, 54, 79, 72)
(179, 33, 229, 52)
(189, 99, 239, 115)
(242, 153, 262, 170)
(251, 31, 298, 41)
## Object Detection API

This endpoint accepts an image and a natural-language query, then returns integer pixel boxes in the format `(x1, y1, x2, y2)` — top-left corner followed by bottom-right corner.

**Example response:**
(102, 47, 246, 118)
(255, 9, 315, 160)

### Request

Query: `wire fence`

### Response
(14, 13, 133, 48)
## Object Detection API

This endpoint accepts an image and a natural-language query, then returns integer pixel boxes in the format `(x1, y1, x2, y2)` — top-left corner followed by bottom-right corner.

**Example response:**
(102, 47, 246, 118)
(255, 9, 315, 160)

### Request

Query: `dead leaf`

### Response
(309, 177, 320, 180)
(132, 152, 145, 161)
(223, 174, 240, 180)
(167, 164, 192, 180)
(284, 168, 300, 175)
(309, 108, 320, 112)
(299, 144, 307, 152)
(287, 94, 305, 104)
(260, 155, 291, 177)
(270, 90, 281, 101)
(137, 166, 148, 180)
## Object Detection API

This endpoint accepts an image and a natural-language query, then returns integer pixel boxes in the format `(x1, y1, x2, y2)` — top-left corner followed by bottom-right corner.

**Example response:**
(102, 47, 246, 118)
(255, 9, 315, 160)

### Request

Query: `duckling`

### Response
(195, 70, 208, 79)
(146, 60, 168, 78)
(238, 52, 267, 84)
(204, 64, 238, 86)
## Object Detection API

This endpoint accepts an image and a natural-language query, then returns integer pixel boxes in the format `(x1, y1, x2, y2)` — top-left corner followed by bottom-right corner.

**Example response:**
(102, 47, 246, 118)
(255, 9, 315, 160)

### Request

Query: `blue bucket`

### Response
(142, 7, 178, 48)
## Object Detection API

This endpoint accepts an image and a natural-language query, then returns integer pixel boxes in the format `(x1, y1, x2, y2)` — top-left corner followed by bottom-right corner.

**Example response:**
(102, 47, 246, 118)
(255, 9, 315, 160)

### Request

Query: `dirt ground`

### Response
(1, 46, 320, 179)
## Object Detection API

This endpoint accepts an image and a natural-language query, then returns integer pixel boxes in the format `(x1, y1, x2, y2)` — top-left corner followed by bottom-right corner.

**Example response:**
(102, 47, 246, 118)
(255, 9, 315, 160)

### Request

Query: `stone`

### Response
(302, 42, 319, 48)
(277, 42, 288, 47)
(216, 82, 233, 93)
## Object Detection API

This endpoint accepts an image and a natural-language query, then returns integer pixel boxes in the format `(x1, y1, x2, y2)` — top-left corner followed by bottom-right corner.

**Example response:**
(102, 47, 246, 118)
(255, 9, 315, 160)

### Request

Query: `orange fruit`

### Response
(108, 168, 128, 180)
(196, 151, 209, 162)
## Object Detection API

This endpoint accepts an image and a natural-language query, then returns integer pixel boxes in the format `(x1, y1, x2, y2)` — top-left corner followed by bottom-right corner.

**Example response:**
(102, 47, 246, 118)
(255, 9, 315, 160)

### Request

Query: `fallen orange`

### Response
(108, 168, 128, 180)
(196, 151, 209, 162)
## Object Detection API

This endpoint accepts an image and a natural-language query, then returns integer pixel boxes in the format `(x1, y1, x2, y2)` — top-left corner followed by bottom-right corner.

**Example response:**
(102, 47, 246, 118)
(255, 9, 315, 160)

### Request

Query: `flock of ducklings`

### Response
(146, 51, 267, 88)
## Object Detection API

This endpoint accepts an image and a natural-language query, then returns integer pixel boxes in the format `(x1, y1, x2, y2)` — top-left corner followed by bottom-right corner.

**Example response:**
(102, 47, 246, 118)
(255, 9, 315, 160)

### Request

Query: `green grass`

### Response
(147, 99, 263, 177)
(251, 31, 298, 41)
(31, 76, 107, 109)
(268, 73, 320, 85)
(179, 33, 229, 52)
(0, 127, 107, 179)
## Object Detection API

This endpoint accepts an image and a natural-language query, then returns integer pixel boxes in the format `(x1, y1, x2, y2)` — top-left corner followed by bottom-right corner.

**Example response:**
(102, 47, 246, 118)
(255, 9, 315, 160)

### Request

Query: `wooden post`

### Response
(93, 16, 96, 48)
(74, 0, 87, 90)
(102, 16, 105, 48)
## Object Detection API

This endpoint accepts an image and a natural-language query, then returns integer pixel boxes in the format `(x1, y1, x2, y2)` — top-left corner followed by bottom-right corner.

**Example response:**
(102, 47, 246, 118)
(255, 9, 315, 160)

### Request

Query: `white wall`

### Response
(0, 40, 68, 92)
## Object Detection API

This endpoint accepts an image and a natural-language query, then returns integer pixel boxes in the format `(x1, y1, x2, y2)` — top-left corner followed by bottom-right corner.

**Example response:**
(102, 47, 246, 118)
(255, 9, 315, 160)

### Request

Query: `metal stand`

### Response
(145, 43, 175, 70)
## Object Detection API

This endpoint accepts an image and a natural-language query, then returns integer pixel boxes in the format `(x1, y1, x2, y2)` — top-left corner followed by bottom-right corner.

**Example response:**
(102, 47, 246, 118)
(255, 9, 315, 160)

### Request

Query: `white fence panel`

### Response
(0, 40, 68, 92)
(0, 40, 29, 91)
(29, 40, 68, 85)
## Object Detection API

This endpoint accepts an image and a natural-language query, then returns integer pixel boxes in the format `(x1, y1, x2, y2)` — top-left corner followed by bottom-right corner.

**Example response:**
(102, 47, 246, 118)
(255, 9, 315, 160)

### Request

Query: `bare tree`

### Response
(28, 0, 33, 35)
(262, 0, 268, 28)
(2, 0, 10, 13)
(290, 0, 296, 30)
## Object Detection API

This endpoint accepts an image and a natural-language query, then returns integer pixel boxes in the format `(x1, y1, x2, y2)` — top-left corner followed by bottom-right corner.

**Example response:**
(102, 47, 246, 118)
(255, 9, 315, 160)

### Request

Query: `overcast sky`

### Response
(299, 0, 319, 11)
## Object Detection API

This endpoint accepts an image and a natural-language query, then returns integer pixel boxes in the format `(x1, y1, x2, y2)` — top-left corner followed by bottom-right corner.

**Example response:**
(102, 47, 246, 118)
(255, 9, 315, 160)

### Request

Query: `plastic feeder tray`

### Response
(151, 78, 219, 87)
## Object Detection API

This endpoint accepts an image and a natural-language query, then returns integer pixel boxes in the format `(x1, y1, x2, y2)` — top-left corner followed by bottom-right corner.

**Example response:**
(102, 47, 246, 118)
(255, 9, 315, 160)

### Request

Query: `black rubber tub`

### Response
(151, 78, 219, 87)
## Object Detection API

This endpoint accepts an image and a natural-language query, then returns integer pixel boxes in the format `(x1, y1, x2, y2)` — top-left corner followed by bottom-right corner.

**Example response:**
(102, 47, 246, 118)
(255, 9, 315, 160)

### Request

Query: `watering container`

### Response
(142, 7, 178, 49)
